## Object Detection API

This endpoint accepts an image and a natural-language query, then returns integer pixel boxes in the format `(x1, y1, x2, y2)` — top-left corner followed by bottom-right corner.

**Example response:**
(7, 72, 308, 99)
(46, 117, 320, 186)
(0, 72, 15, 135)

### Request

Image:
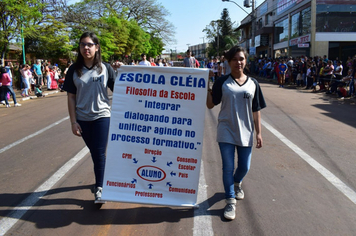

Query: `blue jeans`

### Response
(350, 78, 355, 95)
(47, 75, 51, 89)
(77, 117, 110, 188)
(21, 78, 29, 96)
(218, 142, 252, 199)
(2, 86, 17, 105)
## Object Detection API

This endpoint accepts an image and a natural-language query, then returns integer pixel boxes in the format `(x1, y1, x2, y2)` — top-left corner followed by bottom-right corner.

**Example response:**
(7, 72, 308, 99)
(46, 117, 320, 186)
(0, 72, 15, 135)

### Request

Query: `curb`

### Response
(1, 90, 60, 105)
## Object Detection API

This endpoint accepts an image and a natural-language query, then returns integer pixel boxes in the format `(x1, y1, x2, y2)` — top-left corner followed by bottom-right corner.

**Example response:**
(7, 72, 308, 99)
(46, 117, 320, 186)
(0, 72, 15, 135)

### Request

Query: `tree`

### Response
(64, 0, 175, 56)
(0, 0, 41, 65)
(203, 8, 240, 58)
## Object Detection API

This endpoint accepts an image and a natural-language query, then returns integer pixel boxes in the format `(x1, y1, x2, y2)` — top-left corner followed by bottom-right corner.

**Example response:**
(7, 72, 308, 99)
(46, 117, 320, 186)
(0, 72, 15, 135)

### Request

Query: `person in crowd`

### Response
(4, 62, 14, 86)
(206, 46, 266, 220)
(162, 59, 169, 67)
(287, 57, 294, 83)
(328, 68, 353, 94)
(138, 53, 151, 66)
(149, 57, 156, 66)
(219, 56, 225, 77)
(183, 50, 196, 68)
(0, 67, 21, 107)
(21, 64, 32, 97)
(130, 59, 136, 65)
(278, 59, 288, 88)
(334, 61, 343, 80)
(306, 63, 313, 89)
(212, 58, 219, 82)
(63, 32, 119, 204)
(273, 59, 280, 81)
(192, 54, 200, 68)
(266, 59, 272, 78)
(336, 84, 347, 98)
(48, 66, 58, 90)
(44, 63, 52, 90)
(156, 58, 163, 66)
(322, 60, 334, 90)
(63, 62, 72, 77)
(318, 61, 327, 91)
(33, 59, 43, 87)
(223, 51, 231, 76)
(34, 85, 45, 97)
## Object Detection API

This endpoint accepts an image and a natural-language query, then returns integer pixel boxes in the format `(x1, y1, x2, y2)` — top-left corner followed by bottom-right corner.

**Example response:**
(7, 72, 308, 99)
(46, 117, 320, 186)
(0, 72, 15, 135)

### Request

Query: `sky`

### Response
(158, 0, 261, 53)
(69, 0, 261, 53)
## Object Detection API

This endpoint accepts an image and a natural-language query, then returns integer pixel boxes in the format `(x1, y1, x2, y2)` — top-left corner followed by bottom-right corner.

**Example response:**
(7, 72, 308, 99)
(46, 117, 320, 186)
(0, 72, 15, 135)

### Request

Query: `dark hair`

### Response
(0, 67, 6, 74)
(225, 46, 249, 73)
(225, 46, 249, 62)
(141, 53, 146, 57)
(75, 32, 102, 76)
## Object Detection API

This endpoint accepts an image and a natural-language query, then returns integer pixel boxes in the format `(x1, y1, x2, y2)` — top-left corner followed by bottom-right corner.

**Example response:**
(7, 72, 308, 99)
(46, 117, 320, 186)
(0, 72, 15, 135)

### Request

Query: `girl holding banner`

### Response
(63, 32, 119, 204)
(206, 46, 266, 220)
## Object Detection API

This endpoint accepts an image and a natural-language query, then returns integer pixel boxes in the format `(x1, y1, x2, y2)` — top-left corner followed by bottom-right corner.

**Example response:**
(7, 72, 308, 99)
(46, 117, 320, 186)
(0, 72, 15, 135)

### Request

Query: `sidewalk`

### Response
(254, 74, 356, 104)
(1, 86, 60, 106)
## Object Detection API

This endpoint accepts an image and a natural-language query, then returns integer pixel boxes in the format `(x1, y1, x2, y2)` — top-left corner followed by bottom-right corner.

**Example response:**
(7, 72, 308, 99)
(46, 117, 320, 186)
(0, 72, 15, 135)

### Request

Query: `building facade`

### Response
(238, 0, 356, 62)
(188, 43, 209, 60)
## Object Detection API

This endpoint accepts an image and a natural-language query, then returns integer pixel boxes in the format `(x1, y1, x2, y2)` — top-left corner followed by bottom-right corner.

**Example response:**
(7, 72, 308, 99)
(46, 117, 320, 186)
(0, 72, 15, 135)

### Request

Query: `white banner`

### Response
(102, 66, 209, 207)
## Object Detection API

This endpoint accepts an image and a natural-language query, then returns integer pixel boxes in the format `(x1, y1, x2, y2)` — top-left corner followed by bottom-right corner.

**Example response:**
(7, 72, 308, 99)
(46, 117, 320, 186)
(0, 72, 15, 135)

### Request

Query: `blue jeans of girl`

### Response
(218, 142, 252, 199)
(77, 117, 110, 188)
(2, 86, 17, 105)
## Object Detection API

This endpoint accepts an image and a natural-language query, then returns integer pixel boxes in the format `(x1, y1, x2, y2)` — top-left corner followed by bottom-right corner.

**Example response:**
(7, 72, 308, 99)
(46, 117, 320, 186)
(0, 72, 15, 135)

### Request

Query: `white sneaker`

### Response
(14, 103, 22, 107)
(6, 104, 11, 108)
(234, 182, 244, 200)
(0, 100, 5, 105)
(224, 198, 236, 220)
(94, 187, 106, 204)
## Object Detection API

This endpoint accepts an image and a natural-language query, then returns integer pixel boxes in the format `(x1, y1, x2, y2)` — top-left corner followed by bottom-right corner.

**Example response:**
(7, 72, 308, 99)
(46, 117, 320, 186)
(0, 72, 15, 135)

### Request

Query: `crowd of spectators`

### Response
(250, 55, 356, 98)
(0, 60, 73, 107)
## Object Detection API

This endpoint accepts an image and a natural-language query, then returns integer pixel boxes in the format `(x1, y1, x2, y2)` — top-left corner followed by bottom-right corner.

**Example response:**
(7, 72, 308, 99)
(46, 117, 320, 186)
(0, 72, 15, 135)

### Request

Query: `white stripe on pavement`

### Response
(193, 160, 214, 236)
(262, 119, 356, 205)
(0, 116, 69, 154)
(0, 147, 89, 236)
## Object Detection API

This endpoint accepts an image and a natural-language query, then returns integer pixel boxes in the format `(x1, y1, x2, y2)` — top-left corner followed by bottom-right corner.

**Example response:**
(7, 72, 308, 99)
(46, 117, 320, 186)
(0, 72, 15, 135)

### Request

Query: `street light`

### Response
(222, 0, 249, 15)
(222, 0, 256, 48)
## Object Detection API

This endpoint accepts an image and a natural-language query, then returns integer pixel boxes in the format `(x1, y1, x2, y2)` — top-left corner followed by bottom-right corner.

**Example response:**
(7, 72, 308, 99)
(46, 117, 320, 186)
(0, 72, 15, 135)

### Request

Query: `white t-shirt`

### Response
(220, 62, 225, 75)
(212, 75, 266, 146)
(334, 65, 343, 75)
(139, 60, 151, 66)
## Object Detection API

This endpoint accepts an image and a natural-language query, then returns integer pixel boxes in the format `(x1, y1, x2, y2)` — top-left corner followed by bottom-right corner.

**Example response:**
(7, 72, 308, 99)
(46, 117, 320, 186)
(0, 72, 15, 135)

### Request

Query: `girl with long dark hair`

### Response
(63, 32, 118, 204)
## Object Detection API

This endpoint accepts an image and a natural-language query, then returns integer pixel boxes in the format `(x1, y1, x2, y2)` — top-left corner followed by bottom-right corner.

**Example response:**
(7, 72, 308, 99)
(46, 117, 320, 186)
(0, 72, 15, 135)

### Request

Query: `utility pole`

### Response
(251, 0, 255, 48)
(212, 21, 220, 57)
(21, 14, 26, 65)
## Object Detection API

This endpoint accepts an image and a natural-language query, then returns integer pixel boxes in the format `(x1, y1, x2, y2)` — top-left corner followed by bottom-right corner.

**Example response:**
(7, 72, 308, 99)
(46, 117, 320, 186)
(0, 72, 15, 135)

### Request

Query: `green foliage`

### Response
(1, 0, 171, 64)
(203, 8, 241, 58)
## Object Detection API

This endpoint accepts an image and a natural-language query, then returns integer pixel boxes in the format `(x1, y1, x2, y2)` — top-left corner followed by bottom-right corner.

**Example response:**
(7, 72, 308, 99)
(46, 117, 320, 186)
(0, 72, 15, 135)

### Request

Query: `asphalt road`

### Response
(0, 80, 355, 236)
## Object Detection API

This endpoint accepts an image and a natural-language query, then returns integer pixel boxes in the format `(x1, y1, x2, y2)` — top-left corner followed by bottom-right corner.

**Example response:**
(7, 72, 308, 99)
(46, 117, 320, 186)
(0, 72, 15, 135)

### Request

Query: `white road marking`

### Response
(0, 116, 69, 154)
(262, 119, 356, 205)
(193, 160, 214, 236)
(0, 147, 89, 236)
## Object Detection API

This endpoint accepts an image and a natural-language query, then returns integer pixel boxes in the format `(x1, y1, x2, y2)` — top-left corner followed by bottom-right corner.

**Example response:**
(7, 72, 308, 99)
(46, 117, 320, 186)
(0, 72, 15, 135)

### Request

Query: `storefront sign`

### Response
(250, 47, 256, 55)
(290, 34, 311, 46)
(298, 43, 309, 48)
(261, 35, 269, 46)
(259, 2, 268, 16)
(102, 66, 208, 207)
(277, 0, 305, 15)
(255, 35, 261, 47)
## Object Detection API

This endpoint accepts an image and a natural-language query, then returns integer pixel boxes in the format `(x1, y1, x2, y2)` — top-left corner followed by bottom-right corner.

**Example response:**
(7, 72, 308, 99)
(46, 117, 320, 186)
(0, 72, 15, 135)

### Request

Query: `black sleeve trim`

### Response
(63, 64, 77, 94)
(251, 77, 267, 112)
(211, 74, 230, 105)
(103, 62, 116, 92)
